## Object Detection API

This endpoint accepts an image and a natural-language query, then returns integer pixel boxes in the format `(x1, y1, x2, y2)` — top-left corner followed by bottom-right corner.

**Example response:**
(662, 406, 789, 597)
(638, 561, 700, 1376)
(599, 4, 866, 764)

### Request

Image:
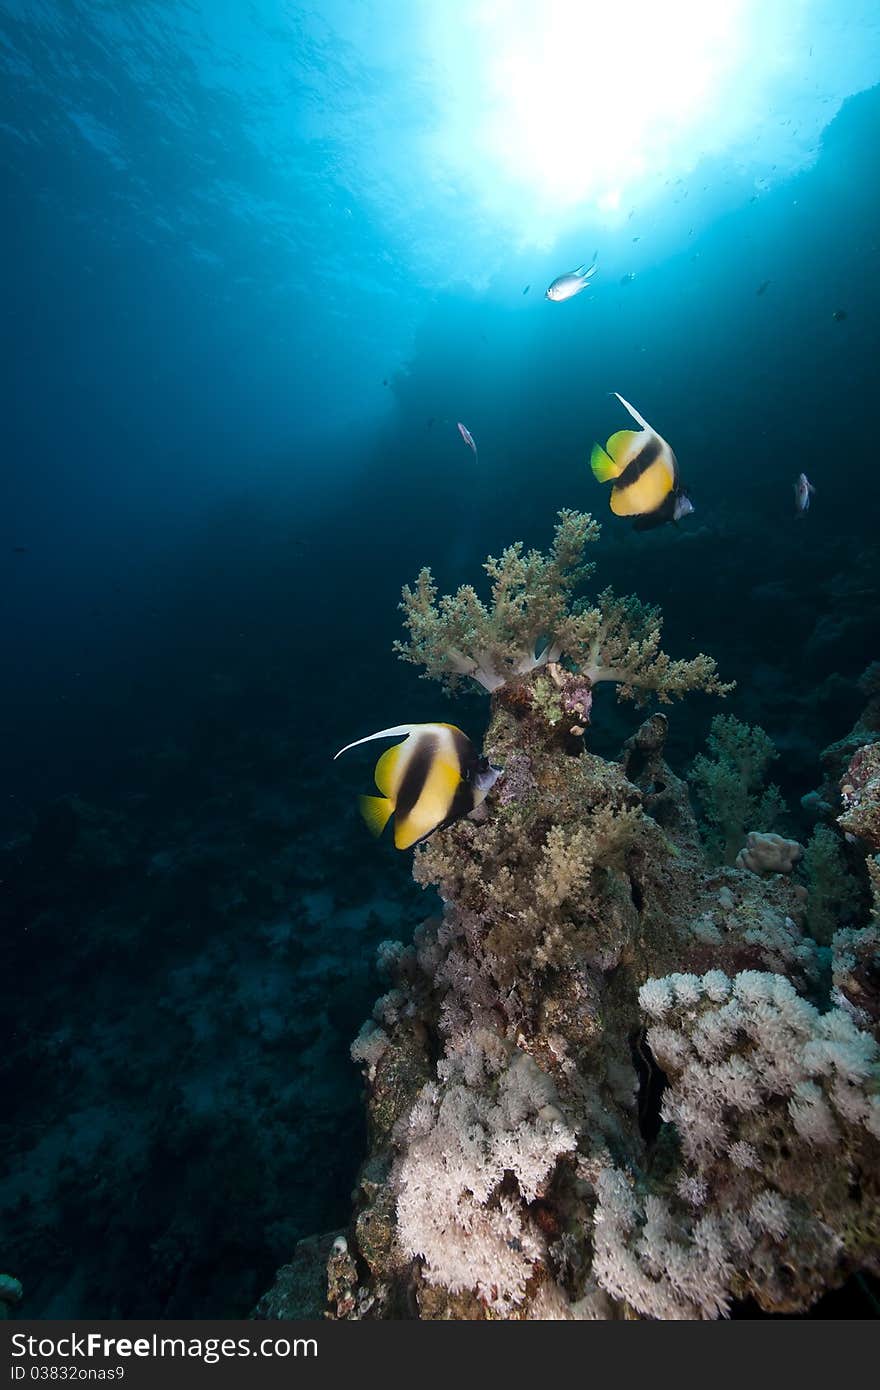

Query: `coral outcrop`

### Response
(735, 832, 803, 877)
(394, 511, 732, 706)
(259, 523, 879, 1321)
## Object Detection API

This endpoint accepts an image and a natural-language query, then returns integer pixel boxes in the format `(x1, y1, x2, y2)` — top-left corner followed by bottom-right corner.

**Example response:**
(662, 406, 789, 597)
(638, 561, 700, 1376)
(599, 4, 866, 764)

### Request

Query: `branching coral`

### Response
(630, 968, 880, 1314)
(395, 1038, 576, 1314)
(393, 509, 596, 693)
(394, 510, 732, 707)
(690, 715, 788, 865)
(555, 589, 733, 705)
(802, 824, 864, 945)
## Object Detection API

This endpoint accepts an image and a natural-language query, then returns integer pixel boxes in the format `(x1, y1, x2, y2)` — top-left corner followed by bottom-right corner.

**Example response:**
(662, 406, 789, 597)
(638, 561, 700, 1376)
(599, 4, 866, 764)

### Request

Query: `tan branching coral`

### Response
(556, 588, 733, 705)
(394, 511, 732, 706)
(393, 509, 596, 693)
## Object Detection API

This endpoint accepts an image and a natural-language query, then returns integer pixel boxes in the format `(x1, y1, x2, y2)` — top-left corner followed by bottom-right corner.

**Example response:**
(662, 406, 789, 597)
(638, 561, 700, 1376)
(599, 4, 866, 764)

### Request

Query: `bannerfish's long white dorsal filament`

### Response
(333, 725, 417, 760)
(614, 392, 654, 433)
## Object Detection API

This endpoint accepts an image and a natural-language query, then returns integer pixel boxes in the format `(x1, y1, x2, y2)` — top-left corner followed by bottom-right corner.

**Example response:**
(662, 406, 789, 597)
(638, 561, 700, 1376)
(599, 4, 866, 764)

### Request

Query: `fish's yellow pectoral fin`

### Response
(606, 429, 638, 463)
(359, 794, 394, 838)
(590, 442, 621, 484)
(374, 742, 404, 797)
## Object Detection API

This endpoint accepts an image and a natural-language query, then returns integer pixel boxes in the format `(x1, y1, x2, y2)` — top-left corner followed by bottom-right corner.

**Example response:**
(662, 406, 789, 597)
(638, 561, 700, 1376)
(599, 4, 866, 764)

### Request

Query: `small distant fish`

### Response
(12, 545, 28, 553)
(832, 308, 847, 322)
(545, 252, 598, 302)
(334, 723, 501, 850)
(457, 421, 478, 462)
(426, 416, 435, 428)
(756, 280, 771, 295)
(794, 473, 816, 515)
(382, 378, 388, 386)
(522, 284, 530, 295)
(590, 393, 693, 530)
(619, 272, 636, 285)
(632, 236, 640, 243)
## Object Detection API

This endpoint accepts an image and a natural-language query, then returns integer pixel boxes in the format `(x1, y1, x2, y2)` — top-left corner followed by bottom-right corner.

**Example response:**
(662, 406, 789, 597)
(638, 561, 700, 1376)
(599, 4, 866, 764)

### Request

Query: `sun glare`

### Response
(473, 0, 747, 214)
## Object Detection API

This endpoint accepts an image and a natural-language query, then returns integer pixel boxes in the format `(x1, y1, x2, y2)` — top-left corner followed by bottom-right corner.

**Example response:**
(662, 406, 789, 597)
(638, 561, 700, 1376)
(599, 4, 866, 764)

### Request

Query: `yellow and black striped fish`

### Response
(590, 393, 693, 530)
(333, 723, 501, 850)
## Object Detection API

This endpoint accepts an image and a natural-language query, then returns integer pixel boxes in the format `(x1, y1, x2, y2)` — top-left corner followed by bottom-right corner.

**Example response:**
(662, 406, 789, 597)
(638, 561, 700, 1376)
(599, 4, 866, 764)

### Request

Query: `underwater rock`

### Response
(619, 712, 701, 844)
(801, 789, 834, 822)
(840, 743, 880, 852)
(252, 1232, 342, 1319)
(735, 831, 803, 876)
(0, 1274, 22, 1319)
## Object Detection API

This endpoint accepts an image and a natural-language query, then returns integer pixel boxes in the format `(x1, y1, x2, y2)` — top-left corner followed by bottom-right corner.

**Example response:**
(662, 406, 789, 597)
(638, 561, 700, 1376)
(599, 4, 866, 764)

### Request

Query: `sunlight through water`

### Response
(418, 0, 880, 252)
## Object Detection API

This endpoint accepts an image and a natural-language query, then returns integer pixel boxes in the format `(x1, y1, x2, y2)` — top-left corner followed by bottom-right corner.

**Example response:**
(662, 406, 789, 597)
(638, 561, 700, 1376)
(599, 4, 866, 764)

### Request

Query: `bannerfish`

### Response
(545, 252, 598, 302)
(457, 421, 478, 462)
(590, 393, 694, 529)
(334, 723, 501, 850)
(794, 472, 816, 515)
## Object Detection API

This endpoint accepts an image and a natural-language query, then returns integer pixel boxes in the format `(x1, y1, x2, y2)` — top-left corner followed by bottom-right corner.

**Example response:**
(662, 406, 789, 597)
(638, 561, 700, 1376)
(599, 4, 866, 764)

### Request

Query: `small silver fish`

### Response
(545, 253, 598, 302)
(457, 421, 478, 463)
(794, 472, 816, 515)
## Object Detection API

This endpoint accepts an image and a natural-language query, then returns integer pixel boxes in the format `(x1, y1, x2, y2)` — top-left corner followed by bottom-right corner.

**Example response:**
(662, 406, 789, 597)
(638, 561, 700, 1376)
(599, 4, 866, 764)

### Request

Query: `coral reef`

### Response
(259, 525, 879, 1322)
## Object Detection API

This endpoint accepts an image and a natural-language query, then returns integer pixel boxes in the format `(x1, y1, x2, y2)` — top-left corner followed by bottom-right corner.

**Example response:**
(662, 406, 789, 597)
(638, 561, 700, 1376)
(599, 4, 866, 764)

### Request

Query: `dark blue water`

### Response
(1, 1, 879, 1317)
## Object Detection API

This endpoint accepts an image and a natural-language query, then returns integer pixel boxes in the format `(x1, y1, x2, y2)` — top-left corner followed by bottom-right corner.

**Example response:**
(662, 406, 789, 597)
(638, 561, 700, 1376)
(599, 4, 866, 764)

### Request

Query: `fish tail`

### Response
(590, 442, 620, 483)
(359, 794, 394, 837)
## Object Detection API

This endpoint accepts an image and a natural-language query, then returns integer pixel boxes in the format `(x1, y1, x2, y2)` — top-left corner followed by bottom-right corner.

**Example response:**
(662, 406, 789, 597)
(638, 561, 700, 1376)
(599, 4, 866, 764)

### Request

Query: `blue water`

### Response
(2, 1, 879, 1316)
